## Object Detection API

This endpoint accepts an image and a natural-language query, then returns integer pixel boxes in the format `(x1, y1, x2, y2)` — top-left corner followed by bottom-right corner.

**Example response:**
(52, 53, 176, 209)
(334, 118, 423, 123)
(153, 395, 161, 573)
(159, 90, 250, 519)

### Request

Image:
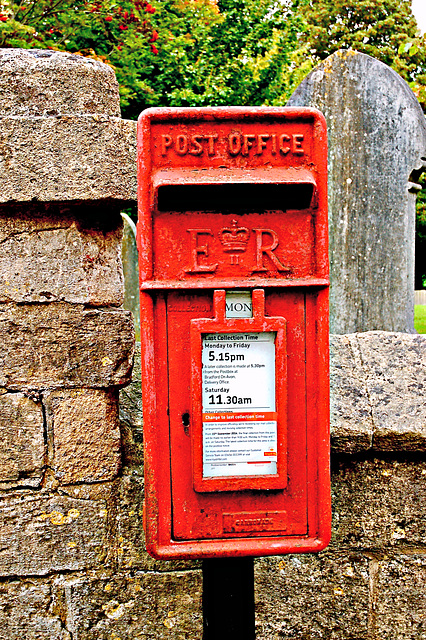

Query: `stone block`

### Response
(255, 552, 370, 639)
(329, 332, 426, 453)
(0, 209, 124, 305)
(374, 554, 426, 639)
(44, 389, 121, 484)
(0, 303, 134, 390)
(0, 115, 136, 204)
(330, 334, 373, 453)
(56, 570, 202, 639)
(0, 48, 120, 117)
(0, 391, 44, 489)
(105, 472, 200, 572)
(0, 489, 112, 576)
(331, 458, 426, 550)
(358, 332, 426, 451)
(0, 579, 69, 640)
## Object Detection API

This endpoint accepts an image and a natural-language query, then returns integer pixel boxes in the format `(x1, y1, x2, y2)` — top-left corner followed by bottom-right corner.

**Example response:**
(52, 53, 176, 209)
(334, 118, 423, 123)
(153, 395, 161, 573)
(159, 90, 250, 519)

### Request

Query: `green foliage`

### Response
(414, 305, 426, 333)
(0, 0, 157, 51)
(415, 173, 426, 289)
(417, 175, 426, 240)
(115, 0, 306, 118)
(300, 0, 426, 108)
(302, 0, 417, 61)
(0, 0, 306, 118)
(3, 0, 426, 114)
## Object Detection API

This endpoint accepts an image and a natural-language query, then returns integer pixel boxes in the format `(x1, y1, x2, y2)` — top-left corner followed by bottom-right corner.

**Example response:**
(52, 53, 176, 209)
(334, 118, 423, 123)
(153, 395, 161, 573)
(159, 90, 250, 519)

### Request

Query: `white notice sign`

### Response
(202, 332, 277, 477)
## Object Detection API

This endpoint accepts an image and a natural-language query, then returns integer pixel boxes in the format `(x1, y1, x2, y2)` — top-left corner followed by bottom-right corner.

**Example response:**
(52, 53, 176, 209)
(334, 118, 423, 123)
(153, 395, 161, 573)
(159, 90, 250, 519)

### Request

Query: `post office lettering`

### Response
(161, 133, 218, 156)
(160, 132, 305, 157)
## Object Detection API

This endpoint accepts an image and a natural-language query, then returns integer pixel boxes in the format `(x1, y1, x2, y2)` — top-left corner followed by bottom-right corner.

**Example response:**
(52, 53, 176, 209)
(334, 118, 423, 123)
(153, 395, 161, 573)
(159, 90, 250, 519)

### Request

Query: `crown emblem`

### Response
(219, 219, 250, 253)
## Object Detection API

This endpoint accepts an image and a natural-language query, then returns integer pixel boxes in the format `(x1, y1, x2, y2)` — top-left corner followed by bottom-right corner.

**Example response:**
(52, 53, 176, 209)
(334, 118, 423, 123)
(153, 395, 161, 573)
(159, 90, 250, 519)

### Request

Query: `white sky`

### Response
(412, 0, 426, 34)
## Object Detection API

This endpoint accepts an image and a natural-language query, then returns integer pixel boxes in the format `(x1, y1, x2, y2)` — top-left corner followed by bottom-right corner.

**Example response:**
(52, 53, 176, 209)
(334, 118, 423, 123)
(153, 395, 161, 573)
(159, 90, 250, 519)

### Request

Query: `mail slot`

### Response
(137, 107, 330, 559)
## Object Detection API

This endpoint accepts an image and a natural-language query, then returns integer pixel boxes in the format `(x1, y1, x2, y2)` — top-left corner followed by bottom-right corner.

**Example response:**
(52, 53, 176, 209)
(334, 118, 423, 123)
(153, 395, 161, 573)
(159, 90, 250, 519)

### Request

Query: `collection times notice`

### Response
(202, 332, 277, 477)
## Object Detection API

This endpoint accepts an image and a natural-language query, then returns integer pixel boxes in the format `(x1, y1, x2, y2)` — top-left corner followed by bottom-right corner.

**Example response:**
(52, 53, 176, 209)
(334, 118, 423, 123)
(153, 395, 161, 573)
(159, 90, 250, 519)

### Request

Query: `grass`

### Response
(415, 305, 426, 333)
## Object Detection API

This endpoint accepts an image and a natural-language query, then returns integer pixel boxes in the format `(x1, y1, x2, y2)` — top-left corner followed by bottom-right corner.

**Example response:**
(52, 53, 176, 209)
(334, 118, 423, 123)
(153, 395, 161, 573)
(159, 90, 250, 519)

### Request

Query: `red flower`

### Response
(117, 45, 122, 50)
(145, 4, 155, 13)
(105, 15, 113, 21)
(149, 30, 158, 42)
(0, 15, 7, 21)
(151, 44, 159, 54)
(123, 10, 128, 19)
(119, 24, 128, 30)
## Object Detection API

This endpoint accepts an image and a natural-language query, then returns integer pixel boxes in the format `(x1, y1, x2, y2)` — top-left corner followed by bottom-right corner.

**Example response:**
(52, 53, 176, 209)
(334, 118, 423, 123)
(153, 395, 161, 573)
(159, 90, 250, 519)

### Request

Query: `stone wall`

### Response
(0, 47, 425, 640)
(257, 51, 426, 640)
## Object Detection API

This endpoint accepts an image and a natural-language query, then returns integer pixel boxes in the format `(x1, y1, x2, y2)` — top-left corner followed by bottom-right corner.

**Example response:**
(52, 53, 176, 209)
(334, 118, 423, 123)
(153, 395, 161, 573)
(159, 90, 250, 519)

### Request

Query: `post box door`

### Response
(166, 289, 310, 541)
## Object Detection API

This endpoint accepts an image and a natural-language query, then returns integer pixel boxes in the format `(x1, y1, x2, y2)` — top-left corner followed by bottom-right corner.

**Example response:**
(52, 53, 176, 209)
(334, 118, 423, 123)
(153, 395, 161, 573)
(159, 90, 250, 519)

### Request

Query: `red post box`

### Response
(137, 107, 330, 559)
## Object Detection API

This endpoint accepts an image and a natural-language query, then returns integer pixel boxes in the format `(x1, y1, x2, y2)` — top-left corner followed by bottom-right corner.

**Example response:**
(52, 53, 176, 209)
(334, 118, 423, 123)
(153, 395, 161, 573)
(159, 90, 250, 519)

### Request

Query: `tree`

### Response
(298, 0, 426, 107)
(0, 1, 158, 52)
(2, 0, 426, 111)
(108, 0, 306, 118)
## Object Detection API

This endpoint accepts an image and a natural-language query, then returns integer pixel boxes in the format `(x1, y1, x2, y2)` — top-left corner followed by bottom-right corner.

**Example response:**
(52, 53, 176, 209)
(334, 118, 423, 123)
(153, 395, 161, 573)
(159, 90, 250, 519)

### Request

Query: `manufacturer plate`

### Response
(223, 511, 287, 533)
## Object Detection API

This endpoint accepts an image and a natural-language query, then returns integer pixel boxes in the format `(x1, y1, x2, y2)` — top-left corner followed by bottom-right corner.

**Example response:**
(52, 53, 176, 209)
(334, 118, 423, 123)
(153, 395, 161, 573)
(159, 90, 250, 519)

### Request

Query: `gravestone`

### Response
(121, 212, 141, 340)
(288, 50, 426, 334)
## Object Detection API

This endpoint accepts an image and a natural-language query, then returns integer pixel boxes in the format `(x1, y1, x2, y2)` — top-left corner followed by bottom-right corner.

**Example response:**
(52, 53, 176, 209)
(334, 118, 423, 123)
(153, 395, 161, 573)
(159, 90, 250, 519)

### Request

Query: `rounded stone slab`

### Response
(288, 50, 426, 333)
(0, 48, 120, 117)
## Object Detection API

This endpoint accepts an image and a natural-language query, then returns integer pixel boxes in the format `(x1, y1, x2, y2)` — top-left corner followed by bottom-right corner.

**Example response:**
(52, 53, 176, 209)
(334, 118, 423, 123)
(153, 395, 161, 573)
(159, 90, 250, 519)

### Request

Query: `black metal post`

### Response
(203, 557, 255, 640)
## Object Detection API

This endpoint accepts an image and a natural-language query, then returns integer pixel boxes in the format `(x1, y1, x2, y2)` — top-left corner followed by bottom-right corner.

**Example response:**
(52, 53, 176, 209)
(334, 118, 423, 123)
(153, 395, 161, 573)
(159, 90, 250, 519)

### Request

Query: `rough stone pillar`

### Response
(0, 48, 203, 640)
(0, 48, 135, 489)
(287, 50, 426, 334)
